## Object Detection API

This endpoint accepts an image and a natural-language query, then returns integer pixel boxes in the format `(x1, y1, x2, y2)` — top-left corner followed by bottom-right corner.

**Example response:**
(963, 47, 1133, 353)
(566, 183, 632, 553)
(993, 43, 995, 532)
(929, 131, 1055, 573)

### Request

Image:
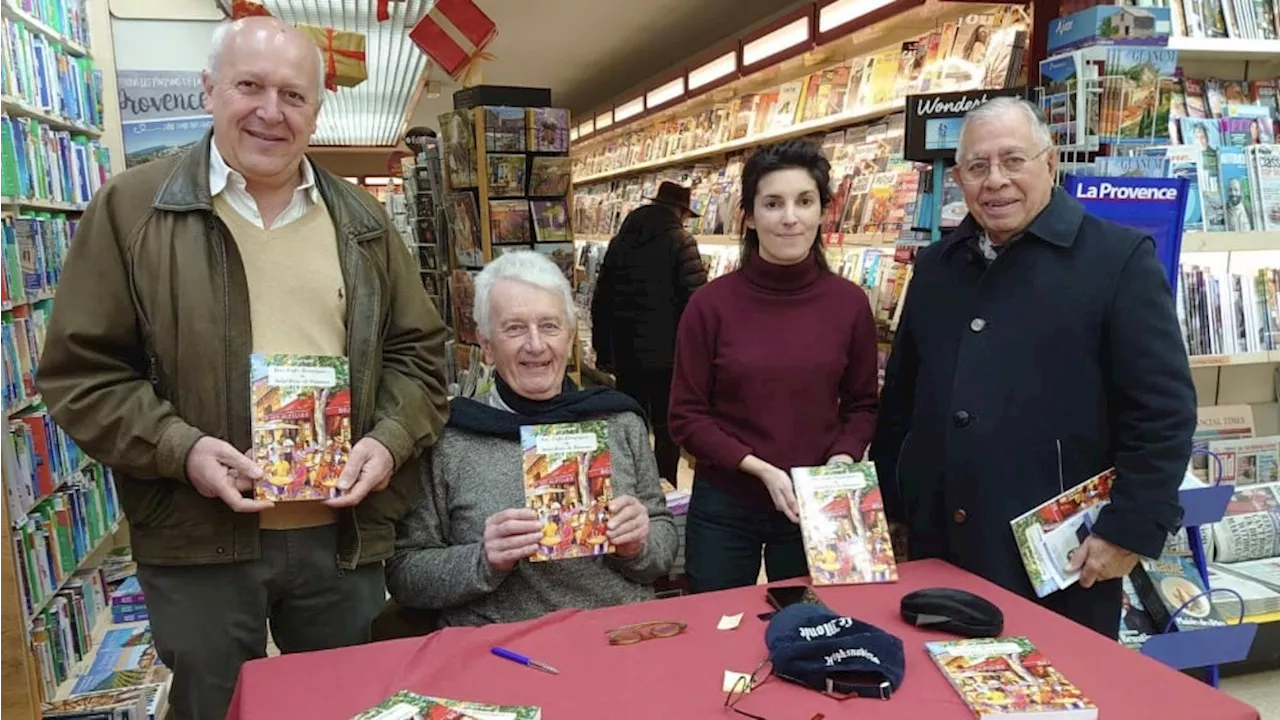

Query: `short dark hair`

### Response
(738, 139, 833, 271)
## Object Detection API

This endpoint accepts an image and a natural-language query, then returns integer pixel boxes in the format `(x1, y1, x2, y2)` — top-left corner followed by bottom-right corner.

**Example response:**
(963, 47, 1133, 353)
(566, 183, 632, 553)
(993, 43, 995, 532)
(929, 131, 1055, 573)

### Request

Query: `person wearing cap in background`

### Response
(872, 96, 1196, 638)
(590, 181, 708, 485)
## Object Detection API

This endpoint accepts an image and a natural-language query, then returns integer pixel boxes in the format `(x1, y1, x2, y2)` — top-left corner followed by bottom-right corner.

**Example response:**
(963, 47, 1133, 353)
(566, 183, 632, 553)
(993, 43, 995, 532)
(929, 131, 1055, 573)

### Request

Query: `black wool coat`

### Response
(872, 188, 1197, 638)
(591, 203, 707, 369)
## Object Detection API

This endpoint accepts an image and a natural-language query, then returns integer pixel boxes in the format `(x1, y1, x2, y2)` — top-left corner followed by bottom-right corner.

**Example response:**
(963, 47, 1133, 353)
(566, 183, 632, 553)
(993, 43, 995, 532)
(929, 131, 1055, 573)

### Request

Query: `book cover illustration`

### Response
(1099, 47, 1178, 145)
(451, 269, 479, 346)
(791, 461, 898, 586)
(528, 156, 572, 196)
(69, 637, 163, 695)
(448, 192, 484, 268)
(1132, 554, 1228, 632)
(1218, 145, 1255, 231)
(530, 199, 571, 242)
(485, 106, 527, 152)
(351, 690, 542, 720)
(440, 110, 478, 189)
(534, 242, 575, 284)
(489, 199, 532, 245)
(250, 354, 352, 502)
(487, 153, 527, 198)
(926, 637, 1097, 719)
(529, 107, 569, 152)
(1010, 468, 1115, 598)
(520, 421, 615, 562)
(43, 682, 168, 719)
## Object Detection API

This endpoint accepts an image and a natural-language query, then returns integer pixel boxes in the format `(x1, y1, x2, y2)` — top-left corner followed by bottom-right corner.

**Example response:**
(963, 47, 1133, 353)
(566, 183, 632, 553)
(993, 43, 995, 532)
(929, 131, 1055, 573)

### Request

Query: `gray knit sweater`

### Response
(386, 397, 679, 627)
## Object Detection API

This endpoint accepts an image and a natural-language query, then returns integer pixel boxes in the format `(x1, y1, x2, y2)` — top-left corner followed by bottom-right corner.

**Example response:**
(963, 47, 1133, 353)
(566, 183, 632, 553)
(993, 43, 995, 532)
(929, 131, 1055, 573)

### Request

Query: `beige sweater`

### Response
(215, 195, 345, 529)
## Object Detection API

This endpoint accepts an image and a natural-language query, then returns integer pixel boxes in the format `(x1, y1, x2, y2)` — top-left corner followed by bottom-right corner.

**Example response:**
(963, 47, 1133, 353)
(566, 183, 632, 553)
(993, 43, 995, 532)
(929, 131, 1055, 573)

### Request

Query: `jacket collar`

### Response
(152, 130, 386, 242)
(208, 137, 320, 206)
(939, 187, 1084, 256)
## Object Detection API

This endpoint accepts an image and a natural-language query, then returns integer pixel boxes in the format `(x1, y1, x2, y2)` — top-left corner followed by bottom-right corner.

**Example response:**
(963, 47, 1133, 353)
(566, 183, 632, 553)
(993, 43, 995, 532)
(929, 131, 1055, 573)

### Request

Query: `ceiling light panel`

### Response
(266, 0, 434, 146)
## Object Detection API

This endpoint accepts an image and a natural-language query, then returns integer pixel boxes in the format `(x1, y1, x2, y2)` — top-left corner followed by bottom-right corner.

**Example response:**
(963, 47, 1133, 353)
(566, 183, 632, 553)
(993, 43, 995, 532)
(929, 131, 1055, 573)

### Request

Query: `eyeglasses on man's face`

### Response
(957, 145, 1052, 184)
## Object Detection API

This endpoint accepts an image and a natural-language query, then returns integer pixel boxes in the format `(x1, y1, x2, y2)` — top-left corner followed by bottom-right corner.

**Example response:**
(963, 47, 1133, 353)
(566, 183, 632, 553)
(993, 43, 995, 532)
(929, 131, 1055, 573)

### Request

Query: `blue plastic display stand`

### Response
(1138, 449, 1256, 686)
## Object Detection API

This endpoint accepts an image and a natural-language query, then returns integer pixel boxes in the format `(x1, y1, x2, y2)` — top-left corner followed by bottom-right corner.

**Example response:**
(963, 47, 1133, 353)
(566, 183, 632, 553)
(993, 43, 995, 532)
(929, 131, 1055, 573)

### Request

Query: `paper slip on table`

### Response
(225, 559, 1261, 720)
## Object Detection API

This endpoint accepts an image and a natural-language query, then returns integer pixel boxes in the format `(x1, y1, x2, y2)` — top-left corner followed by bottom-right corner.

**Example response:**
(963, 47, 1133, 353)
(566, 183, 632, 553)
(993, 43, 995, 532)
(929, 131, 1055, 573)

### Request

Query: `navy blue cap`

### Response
(765, 604, 905, 699)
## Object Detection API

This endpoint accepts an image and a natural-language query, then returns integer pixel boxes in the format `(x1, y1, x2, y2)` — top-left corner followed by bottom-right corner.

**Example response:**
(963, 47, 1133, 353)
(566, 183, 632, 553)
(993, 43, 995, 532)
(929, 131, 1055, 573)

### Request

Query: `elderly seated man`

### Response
(387, 251, 679, 627)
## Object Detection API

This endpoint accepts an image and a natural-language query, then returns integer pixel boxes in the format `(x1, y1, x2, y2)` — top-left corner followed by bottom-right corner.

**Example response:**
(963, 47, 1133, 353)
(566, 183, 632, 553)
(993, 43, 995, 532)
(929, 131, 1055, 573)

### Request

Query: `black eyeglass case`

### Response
(900, 587, 1004, 638)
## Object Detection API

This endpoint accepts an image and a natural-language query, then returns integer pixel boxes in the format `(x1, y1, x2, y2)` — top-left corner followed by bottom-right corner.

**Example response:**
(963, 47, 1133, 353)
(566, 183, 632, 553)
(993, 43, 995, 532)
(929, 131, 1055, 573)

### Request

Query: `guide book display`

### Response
(791, 461, 898, 586)
(519, 421, 615, 561)
(249, 354, 352, 502)
(926, 636, 1098, 718)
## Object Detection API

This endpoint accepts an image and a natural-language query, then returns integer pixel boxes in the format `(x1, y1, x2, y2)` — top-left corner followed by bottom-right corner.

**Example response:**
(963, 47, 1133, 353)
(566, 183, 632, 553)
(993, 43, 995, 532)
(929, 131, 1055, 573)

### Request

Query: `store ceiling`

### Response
(262, 0, 794, 146)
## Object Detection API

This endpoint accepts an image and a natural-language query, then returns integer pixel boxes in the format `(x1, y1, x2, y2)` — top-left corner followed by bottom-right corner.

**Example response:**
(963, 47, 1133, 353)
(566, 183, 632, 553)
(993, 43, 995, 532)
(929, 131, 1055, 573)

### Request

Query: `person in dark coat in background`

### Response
(872, 97, 1196, 639)
(591, 182, 708, 485)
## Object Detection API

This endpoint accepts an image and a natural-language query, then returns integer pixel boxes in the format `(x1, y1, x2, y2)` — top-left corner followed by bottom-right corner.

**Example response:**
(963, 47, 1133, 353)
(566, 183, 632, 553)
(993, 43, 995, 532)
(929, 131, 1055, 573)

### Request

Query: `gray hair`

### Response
(473, 251, 577, 339)
(207, 20, 326, 104)
(955, 96, 1052, 162)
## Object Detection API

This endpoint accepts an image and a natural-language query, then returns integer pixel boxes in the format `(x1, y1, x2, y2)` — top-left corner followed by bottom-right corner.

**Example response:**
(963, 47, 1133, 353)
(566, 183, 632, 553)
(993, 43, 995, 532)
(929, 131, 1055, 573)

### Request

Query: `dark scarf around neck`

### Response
(448, 373, 645, 440)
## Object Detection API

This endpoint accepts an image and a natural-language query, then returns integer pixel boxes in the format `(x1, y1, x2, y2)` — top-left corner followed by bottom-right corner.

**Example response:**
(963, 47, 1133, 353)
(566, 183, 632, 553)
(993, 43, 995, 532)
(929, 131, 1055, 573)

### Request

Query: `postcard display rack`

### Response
(437, 102, 580, 395)
(0, 0, 136, 716)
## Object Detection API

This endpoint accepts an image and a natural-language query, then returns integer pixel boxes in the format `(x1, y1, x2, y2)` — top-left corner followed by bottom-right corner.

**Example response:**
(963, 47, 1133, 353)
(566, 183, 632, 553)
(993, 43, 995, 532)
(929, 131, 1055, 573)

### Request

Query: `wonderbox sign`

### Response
(1065, 174, 1189, 292)
(903, 86, 1030, 163)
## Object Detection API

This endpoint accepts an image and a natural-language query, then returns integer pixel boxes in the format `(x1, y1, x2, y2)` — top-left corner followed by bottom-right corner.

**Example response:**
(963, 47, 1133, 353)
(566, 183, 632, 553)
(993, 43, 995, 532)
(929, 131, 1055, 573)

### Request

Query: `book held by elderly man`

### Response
(519, 420, 615, 562)
(1009, 468, 1115, 598)
(249, 353, 353, 502)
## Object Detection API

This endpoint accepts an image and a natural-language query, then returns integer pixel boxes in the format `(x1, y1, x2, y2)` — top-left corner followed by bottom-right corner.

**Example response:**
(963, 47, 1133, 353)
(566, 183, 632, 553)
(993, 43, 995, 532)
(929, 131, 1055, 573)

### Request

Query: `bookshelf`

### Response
(1, 0, 127, 716)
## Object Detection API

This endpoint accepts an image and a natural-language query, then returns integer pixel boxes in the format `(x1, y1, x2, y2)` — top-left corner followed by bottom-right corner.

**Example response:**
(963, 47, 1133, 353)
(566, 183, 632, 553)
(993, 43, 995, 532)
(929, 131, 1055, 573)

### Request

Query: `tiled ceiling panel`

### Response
(264, 0, 435, 146)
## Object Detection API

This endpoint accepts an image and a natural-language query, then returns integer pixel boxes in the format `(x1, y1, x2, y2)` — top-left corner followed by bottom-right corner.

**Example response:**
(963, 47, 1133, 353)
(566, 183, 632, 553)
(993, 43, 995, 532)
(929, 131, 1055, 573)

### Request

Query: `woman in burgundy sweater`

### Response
(669, 140, 880, 593)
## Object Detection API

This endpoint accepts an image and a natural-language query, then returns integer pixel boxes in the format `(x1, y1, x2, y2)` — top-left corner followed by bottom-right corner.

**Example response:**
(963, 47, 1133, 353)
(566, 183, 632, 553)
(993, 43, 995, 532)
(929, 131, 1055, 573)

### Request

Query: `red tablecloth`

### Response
(227, 559, 1260, 719)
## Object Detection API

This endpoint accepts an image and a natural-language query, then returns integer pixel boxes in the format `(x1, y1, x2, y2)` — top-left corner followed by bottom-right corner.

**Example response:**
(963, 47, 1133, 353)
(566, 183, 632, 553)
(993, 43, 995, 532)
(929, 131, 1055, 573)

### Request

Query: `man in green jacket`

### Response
(36, 17, 449, 720)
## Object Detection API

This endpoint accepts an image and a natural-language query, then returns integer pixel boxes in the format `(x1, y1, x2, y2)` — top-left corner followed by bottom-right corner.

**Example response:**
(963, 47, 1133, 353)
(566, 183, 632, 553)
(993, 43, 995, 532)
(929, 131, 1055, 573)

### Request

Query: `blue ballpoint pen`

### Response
(491, 646, 560, 675)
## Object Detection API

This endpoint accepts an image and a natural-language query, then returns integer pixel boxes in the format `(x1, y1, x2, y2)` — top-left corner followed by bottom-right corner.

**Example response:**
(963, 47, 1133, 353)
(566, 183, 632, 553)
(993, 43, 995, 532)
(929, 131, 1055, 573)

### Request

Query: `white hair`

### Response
(955, 96, 1052, 162)
(207, 20, 326, 104)
(473, 251, 577, 339)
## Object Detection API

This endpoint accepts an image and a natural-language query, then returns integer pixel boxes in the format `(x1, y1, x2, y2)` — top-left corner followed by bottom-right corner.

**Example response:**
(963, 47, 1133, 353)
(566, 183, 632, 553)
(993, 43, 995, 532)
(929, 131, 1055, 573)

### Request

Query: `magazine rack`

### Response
(1138, 450, 1256, 687)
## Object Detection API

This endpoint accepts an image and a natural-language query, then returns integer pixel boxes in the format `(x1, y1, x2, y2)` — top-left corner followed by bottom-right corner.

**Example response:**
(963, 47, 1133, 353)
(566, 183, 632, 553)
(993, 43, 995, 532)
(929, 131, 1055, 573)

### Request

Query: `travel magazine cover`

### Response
(250, 354, 352, 502)
(519, 421, 615, 561)
(791, 461, 898, 586)
(350, 689, 541, 720)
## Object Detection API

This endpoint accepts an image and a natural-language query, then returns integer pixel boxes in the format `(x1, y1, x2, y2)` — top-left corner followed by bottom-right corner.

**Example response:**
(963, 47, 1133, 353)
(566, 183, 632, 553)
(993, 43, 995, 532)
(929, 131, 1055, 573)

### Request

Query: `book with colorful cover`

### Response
(1009, 468, 1115, 598)
(1131, 554, 1228, 632)
(519, 421, 615, 562)
(249, 354, 352, 502)
(791, 461, 898, 586)
(351, 690, 542, 720)
(926, 637, 1097, 719)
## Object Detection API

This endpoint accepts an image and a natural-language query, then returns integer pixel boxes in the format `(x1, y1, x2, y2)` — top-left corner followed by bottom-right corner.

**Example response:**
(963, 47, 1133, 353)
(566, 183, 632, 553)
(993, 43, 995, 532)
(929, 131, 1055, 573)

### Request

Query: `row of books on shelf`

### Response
(2, 14, 103, 130)
(12, 459, 121, 622)
(3, 210, 76, 306)
(1051, 1, 1278, 50)
(569, 6, 1028, 179)
(3, 0, 93, 51)
(1178, 260, 1280, 355)
(4, 300, 50, 410)
(34, 546, 171, 718)
(448, 194, 573, 269)
(6, 402, 86, 509)
(1, 115, 110, 206)
(1161, 0, 1279, 41)
(439, 106, 570, 189)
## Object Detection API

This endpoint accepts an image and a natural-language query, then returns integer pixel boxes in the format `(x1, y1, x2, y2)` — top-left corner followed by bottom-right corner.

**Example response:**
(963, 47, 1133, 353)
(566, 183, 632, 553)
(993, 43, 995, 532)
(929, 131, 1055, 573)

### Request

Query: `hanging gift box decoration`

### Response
(409, 0, 497, 81)
(230, 0, 272, 19)
(297, 24, 368, 91)
(375, 0, 407, 22)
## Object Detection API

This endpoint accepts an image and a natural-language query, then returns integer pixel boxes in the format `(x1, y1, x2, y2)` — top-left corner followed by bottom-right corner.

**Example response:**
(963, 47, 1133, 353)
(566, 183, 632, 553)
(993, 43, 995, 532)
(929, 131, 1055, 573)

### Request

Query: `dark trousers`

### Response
(613, 364, 680, 485)
(135, 525, 386, 720)
(683, 479, 808, 593)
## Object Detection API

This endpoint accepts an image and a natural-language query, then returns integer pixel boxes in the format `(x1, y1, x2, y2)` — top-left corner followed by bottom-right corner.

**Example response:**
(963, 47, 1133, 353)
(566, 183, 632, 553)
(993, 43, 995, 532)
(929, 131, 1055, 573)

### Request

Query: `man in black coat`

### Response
(872, 97, 1196, 638)
(591, 182, 708, 484)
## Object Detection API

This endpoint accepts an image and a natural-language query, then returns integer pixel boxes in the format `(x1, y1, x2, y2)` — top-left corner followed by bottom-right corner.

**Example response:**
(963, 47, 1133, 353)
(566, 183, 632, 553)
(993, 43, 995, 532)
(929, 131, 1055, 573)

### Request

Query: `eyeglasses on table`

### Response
(605, 620, 687, 646)
(724, 656, 889, 719)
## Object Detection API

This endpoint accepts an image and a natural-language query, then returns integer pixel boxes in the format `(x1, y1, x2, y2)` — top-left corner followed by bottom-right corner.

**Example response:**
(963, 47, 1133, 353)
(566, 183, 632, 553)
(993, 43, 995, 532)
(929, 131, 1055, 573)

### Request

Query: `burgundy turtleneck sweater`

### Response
(669, 250, 880, 510)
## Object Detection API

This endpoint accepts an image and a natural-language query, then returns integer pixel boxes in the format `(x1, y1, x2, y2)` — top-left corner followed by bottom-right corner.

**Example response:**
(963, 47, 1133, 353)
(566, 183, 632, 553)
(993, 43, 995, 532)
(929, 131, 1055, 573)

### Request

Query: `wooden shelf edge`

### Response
(1, 96, 103, 137)
(1181, 231, 1280, 254)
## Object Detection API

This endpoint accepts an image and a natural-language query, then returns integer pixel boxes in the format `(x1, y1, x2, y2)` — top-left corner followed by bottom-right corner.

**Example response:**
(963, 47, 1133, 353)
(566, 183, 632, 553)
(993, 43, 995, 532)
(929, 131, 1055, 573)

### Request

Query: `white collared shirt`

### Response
(209, 140, 320, 229)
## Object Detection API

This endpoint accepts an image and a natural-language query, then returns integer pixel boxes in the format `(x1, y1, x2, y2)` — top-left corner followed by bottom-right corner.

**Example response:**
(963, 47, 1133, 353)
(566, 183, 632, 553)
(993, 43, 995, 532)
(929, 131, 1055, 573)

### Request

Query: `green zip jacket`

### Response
(36, 134, 450, 569)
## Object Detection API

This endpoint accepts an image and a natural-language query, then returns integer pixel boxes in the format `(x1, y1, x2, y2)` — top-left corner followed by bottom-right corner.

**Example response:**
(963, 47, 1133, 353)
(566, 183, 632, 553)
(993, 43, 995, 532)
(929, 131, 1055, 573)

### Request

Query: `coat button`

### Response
(952, 410, 972, 427)
(953, 508, 968, 524)
(216, 546, 225, 554)
(970, 317, 987, 332)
